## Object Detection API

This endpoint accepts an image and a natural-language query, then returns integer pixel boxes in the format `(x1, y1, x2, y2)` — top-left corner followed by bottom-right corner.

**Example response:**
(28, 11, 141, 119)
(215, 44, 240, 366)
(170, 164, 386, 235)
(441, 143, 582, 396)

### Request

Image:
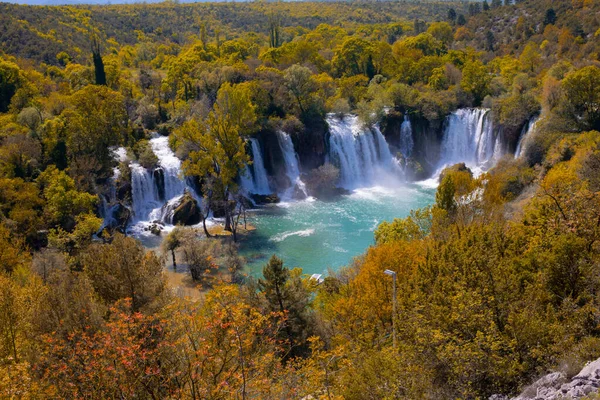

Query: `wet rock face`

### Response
(491, 359, 600, 400)
(251, 193, 281, 205)
(172, 193, 201, 226)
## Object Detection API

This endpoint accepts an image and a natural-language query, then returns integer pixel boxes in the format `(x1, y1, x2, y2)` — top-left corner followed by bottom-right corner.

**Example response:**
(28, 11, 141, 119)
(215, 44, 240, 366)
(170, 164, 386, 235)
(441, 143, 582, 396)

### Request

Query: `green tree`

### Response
(332, 37, 375, 78)
(561, 65, 600, 130)
(258, 255, 312, 358)
(436, 173, 457, 215)
(37, 166, 97, 230)
(284, 64, 317, 116)
(544, 8, 557, 26)
(447, 8, 457, 23)
(162, 226, 183, 271)
(461, 60, 491, 105)
(91, 35, 106, 86)
(82, 233, 165, 313)
(0, 58, 23, 113)
(66, 85, 127, 189)
(175, 83, 256, 240)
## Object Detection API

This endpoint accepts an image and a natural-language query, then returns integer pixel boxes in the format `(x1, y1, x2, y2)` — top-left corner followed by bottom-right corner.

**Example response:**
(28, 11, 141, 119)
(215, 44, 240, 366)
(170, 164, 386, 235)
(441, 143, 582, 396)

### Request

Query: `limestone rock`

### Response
(172, 192, 201, 226)
(490, 358, 600, 400)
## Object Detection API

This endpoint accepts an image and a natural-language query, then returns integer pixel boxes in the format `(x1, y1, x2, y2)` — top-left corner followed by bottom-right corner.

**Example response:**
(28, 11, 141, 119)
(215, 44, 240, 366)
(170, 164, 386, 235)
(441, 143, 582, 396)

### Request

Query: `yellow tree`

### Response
(175, 82, 256, 240)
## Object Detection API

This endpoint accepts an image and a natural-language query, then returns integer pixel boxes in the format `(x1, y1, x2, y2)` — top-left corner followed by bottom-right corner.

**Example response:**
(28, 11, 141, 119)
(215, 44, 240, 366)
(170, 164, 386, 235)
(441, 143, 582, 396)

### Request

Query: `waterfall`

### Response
(129, 135, 196, 227)
(327, 114, 403, 189)
(515, 116, 538, 159)
(241, 138, 271, 195)
(150, 136, 186, 202)
(130, 162, 161, 222)
(399, 114, 414, 158)
(437, 108, 500, 174)
(277, 131, 307, 199)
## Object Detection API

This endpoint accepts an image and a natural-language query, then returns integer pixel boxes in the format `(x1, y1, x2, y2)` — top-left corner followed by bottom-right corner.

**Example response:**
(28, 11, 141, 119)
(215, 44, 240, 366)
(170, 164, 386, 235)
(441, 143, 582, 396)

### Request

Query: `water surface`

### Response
(240, 184, 436, 276)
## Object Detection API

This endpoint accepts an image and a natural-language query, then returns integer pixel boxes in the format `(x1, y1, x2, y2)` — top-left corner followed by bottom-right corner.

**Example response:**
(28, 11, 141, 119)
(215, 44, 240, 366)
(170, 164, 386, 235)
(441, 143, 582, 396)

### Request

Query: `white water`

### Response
(277, 131, 307, 199)
(150, 136, 186, 203)
(436, 108, 501, 176)
(327, 114, 403, 189)
(515, 115, 538, 158)
(399, 114, 414, 158)
(128, 135, 199, 234)
(241, 138, 271, 195)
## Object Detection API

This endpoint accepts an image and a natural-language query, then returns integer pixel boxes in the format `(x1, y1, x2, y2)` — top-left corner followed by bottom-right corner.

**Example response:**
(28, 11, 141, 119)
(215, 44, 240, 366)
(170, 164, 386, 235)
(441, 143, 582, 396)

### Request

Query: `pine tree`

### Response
(91, 35, 106, 86)
(447, 8, 457, 23)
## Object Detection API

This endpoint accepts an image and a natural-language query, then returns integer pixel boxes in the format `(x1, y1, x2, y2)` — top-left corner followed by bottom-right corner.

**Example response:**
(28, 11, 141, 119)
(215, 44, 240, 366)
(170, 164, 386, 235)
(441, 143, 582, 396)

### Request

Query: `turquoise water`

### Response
(240, 184, 436, 276)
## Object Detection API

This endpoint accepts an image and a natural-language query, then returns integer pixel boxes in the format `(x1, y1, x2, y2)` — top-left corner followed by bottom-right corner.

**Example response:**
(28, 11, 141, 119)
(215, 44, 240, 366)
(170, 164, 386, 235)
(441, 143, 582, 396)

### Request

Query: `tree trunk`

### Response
(202, 215, 211, 238)
(171, 249, 177, 271)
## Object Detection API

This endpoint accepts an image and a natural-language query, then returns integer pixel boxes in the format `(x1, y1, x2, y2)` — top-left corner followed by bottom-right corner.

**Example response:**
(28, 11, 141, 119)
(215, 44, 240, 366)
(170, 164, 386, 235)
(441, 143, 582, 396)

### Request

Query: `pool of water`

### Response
(240, 183, 436, 276)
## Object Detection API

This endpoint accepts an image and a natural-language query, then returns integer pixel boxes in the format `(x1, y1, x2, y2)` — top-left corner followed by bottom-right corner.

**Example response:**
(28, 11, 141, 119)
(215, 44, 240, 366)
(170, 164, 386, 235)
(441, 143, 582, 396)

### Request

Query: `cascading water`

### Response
(127, 135, 199, 232)
(515, 115, 539, 159)
(437, 108, 500, 175)
(150, 136, 186, 204)
(276, 131, 307, 199)
(399, 114, 414, 158)
(327, 114, 403, 189)
(130, 162, 162, 222)
(241, 138, 271, 195)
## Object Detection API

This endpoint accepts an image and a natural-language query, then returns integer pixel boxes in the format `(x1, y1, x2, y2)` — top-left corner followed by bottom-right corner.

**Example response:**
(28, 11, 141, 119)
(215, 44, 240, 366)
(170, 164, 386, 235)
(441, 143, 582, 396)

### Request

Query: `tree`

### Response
(37, 166, 97, 230)
(90, 35, 106, 86)
(468, 3, 481, 16)
(258, 255, 313, 358)
(332, 37, 376, 78)
(163, 226, 184, 271)
(427, 22, 454, 46)
(67, 85, 128, 189)
(175, 83, 257, 240)
(461, 60, 491, 105)
(0, 58, 23, 113)
(457, 14, 467, 26)
(486, 30, 496, 52)
(268, 12, 281, 48)
(561, 66, 600, 131)
(82, 233, 165, 313)
(483, 1, 490, 11)
(283, 64, 316, 116)
(519, 42, 541, 73)
(435, 173, 457, 216)
(447, 8, 457, 23)
(544, 8, 557, 26)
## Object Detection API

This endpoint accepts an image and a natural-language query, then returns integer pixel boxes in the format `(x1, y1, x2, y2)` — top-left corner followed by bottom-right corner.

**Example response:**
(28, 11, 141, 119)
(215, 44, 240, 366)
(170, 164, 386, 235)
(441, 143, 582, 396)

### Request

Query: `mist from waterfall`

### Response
(327, 114, 403, 189)
(241, 138, 271, 195)
(515, 115, 539, 159)
(277, 131, 307, 199)
(437, 108, 501, 175)
(399, 114, 414, 158)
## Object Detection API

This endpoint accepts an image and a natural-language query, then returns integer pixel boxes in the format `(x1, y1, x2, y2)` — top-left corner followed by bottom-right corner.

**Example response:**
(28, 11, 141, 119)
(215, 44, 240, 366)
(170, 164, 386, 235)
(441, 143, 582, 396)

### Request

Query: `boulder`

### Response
(251, 193, 280, 204)
(172, 192, 201, 226)
(490, 357, 600, 400)
(116, 180, 132, 202)
(111, 202, 131, 233)
(148, 221, 163, 236)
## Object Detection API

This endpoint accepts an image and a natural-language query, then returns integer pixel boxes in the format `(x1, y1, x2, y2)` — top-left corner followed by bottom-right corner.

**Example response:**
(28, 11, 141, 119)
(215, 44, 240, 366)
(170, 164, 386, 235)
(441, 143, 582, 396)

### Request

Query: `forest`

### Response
(1, 0, 600, 398)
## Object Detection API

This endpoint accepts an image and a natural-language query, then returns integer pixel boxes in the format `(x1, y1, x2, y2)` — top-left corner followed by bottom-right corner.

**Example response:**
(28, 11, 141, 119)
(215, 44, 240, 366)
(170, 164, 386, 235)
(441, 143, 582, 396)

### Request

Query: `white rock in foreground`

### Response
(490, 359, 600, 400)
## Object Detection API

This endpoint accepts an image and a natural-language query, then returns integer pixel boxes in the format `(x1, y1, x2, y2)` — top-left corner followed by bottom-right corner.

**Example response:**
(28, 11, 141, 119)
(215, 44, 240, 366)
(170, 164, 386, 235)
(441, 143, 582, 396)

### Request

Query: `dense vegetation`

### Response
(1, 0, 600, 397)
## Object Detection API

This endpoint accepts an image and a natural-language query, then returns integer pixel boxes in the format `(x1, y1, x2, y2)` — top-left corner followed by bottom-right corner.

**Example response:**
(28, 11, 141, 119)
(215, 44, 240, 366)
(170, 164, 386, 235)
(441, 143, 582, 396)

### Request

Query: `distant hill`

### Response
(0, 0, 469, 64)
